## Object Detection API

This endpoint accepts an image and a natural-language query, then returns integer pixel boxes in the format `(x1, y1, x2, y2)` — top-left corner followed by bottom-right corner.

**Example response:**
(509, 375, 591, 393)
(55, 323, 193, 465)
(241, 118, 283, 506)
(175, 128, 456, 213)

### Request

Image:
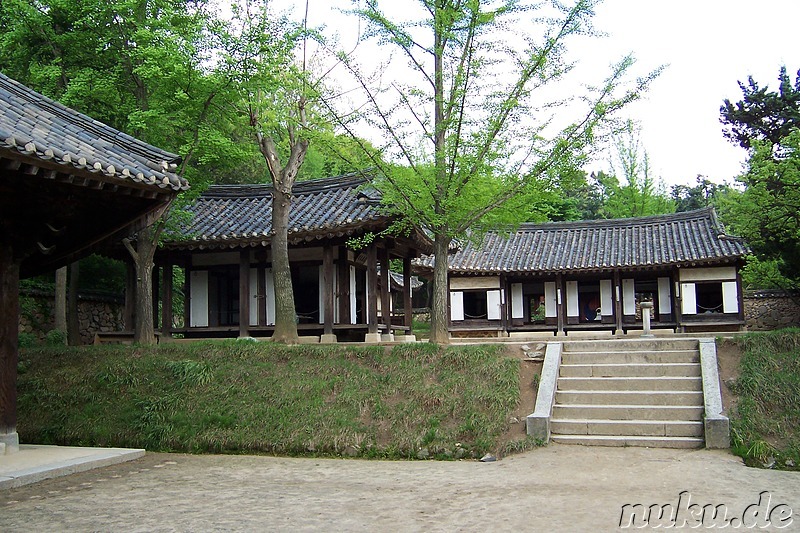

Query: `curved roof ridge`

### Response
(203, 171, 374, 199)
(516, 207, 717, 231)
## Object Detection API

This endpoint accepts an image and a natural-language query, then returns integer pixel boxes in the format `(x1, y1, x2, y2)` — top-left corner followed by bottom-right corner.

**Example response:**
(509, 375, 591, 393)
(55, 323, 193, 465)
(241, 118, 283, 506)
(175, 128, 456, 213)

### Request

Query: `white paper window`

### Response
(722, 281, 739, 313)
(681, 282, 697, 315)
(600, 279, 613, 316)
(487, 290, 502, 320)
(189, 271, 209, 327)
(266, 268, 275, 325)
(658, 277, 672, 314)
(511, 283, 523, 319)
(450, 291, 464, 321)
(622, 278, 636, 315)
(566, 281, 579, 317)
(544, 282, 557, 318)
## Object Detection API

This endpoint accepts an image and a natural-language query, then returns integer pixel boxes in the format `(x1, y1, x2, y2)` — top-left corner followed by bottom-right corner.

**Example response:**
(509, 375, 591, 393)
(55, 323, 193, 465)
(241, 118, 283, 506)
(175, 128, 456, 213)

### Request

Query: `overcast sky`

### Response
(272, 0, 799, 188)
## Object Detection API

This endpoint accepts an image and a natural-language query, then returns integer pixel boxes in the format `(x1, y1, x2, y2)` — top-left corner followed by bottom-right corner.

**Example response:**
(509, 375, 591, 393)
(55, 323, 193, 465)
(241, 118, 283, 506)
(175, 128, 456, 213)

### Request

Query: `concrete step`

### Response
(563, 339, 699, 353)
(557, 376, 702, 391)
(552, 404, 705, 421)
(551, 434, 704, 448)
(550, 419, 704, 437)
(559, 363, 701, 378)
(560, 350, 699, 365)
(556, 390, 704, 406)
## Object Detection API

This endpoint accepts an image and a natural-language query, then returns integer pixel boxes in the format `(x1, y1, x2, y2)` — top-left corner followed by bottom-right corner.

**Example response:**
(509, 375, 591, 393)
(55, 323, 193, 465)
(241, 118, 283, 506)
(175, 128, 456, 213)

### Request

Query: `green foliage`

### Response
(720, 66, 800, 150)
(726, 330, 800, 470)
(17, 342, 527, 459)
(18, 332, 38, 349)
(721, 130, 800, 284)
(44, 329, 67, 346)
(670, 176, 733, 213)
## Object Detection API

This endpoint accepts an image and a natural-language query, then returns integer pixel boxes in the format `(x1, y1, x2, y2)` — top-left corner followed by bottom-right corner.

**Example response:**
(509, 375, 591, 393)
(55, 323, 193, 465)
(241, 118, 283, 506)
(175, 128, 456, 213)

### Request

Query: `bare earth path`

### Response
(1, 445, 798, 532)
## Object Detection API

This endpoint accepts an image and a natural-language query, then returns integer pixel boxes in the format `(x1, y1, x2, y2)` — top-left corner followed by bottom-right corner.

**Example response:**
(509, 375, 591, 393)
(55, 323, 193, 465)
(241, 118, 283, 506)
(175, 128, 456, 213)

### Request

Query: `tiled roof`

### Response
(0, 72, 188, 191)
(417, 208, 748, 273)
(170, 173, 396, 248)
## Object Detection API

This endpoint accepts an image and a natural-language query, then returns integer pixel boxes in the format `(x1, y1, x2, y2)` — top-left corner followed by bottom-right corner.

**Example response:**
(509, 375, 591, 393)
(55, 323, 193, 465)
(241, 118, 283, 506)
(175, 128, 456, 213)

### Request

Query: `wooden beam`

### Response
(161, 263, 173, 338)
(403, 255, 413, 334)
(380, 244, 391, 334)
(367, 244, 378, 334)
(0, 241, 20, 451)
(338, 247, 350, 324)
(323, 245, 334, 336)
(239, 250, 250, 338)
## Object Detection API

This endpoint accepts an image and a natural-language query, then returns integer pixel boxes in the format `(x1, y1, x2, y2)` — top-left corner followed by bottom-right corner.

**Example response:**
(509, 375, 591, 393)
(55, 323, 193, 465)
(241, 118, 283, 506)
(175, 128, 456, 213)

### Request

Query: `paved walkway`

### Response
(1, 445, 798, 531)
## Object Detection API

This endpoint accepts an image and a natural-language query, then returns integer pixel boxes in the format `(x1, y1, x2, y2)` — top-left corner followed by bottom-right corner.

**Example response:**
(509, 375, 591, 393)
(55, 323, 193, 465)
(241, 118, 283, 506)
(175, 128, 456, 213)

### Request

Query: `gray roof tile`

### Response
(0, 73, 188, 191)
(417, 208, 748, 273)
(170, 173, 393, 248)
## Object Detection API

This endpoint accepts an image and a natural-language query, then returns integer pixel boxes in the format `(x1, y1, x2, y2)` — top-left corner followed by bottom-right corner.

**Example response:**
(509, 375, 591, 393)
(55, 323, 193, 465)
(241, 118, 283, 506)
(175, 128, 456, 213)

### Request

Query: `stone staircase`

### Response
(550, 338, 705, 448)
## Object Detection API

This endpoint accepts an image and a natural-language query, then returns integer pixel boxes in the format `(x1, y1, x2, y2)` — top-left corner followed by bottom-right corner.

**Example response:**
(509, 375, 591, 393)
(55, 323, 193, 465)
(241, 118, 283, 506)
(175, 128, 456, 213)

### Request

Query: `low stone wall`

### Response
(743, 290, 800, 331)
(19, 289, 125, 345)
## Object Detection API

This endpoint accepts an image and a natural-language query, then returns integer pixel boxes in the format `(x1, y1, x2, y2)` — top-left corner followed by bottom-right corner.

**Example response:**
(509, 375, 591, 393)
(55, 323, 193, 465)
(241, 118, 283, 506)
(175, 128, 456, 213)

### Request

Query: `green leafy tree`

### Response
(327, 0, 656, 343)
(0, 0, 243, 343)
(721, 131, 800, 287)
(598, 120, 674, 218)
(720, 66, 800, 150)
(670, 176, 732, 213)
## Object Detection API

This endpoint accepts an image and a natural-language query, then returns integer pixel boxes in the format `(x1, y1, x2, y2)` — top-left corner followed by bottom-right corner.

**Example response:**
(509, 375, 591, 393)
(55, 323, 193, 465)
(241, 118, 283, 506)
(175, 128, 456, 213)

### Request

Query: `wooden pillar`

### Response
(183, 262, 191, 330)
(239, 250, 250, 338)
(67, 261, 80, 345)
(338, 247, 350, 325)
(367, 244, 378, 335)
(152, 265, 160, 331)
(322, 245, 335, 338)
(0, 242, 20, 453)
(379, 245, 391, 335)
(614, 270, 623, 334)
(257, 265, 267, 326)
(556, 273, 564, 335)
(161, 263, 173, 338)
(673, 267, 683, 333)
(403, 256, 413, 334)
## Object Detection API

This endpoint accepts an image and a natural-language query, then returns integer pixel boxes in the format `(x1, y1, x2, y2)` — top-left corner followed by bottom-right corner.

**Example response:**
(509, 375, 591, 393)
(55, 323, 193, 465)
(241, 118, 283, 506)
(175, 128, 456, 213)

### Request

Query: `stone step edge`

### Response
(550, 418, 703, 425)
(562, 349, 699, 355)
(550, 434, 705, 444)
(556, 390, 704, 396)
(553, 404, 704, 410)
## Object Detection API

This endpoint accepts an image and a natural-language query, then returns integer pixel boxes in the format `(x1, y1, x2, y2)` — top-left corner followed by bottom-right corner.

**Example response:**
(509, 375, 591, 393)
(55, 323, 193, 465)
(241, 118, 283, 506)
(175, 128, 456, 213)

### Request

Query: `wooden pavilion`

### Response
(0, 73, 187, 453)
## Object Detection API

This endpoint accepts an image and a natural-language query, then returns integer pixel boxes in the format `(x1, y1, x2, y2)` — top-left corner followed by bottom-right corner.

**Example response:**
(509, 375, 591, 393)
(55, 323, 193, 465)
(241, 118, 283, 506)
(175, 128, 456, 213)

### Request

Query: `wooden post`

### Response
(161, 263, 173, 338)
(614, 270, 623, 335)
(322, 245, 335, 341)
(403, 255, 413, 334)
(338, 247, 350, 325)
(556, 273, 564, 335)
(239, 250, 250, 338)
(366, 244, 379, 339)
(183, 262, 191, 330)
(258, 265, 267, 326)
(379, 245, 392, 338)
(152, 265, 160, 332)
(0, 242, 20, 453)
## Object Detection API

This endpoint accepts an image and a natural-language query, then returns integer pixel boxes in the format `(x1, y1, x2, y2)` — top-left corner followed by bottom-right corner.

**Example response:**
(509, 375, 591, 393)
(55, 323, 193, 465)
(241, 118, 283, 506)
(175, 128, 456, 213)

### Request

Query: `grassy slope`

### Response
(18, 341, 537, 459)
(725, 329, 800, 470)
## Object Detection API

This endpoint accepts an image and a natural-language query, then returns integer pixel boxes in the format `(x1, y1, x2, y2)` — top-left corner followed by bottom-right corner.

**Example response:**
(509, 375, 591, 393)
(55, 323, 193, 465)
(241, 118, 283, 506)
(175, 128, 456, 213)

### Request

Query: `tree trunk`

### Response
(429, 234, 451, 344)
(133, 235, 158, 345)
(54, 266, 67, 342)
(67, 261, 80, 345)
(271, 187, 299, 343)
(124, 226, 161, 345)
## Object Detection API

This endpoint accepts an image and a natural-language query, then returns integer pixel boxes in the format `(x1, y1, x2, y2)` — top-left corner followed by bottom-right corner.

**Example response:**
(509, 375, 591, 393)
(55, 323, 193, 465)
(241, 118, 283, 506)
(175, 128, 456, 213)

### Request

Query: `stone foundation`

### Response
(19, 289, 125, 345)
(743, 290, 800, 331)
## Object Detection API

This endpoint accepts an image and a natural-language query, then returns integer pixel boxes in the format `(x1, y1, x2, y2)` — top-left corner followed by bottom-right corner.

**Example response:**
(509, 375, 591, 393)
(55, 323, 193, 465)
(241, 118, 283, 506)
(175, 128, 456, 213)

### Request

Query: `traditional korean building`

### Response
(416, 208, 749, 336)
(0, 73, 187, 453)
(157, 174, 431, 342)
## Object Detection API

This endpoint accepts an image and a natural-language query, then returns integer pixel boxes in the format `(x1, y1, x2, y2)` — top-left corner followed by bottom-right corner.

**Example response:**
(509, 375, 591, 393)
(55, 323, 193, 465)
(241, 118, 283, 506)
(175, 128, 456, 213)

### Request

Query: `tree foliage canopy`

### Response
(720, 66, 800, 150)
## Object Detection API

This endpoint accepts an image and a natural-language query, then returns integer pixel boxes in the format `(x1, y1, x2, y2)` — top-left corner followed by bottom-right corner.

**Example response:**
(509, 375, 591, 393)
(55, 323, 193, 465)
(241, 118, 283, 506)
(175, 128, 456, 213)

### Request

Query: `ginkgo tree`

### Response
(324, 0, 658, 343)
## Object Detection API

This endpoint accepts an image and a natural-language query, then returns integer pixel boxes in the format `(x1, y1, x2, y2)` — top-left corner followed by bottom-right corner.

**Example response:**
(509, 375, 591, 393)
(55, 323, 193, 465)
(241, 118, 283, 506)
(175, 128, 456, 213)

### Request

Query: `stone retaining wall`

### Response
(743, 290, 800, 331)
(19, 289, 125, 345)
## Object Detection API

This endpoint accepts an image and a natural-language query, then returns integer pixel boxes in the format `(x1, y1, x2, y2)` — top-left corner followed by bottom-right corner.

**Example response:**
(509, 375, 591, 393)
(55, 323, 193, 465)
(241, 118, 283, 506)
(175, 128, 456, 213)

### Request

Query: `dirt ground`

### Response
(1, 445, 798, 532)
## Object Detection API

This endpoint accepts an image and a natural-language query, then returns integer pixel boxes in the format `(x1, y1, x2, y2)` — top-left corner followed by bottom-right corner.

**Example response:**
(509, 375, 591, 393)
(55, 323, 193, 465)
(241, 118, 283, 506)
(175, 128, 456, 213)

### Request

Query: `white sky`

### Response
(273, 0, 800, 188)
